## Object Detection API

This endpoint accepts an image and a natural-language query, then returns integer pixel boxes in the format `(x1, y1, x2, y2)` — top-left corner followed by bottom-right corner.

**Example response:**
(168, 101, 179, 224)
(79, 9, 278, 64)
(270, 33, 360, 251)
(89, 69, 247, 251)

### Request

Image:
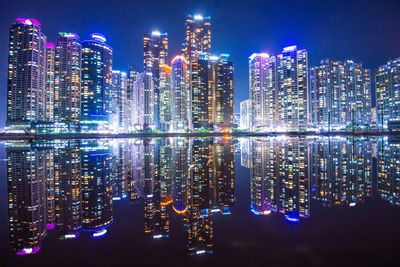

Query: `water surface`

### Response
(1, 136, 399, 266)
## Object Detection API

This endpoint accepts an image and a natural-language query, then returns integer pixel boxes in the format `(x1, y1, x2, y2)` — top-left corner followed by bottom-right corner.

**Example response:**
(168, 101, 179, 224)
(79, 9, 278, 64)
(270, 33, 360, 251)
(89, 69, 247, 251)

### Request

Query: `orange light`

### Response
(161, 196, 173, 206)
(172, 205, 188, 215)
(160, 64, 172, 74)
(171, 55, 187, 64)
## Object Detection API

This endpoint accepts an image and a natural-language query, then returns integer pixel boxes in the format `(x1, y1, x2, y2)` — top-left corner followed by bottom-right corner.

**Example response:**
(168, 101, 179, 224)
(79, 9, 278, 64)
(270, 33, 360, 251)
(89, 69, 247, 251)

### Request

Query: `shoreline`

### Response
(0, 131, 396, 140)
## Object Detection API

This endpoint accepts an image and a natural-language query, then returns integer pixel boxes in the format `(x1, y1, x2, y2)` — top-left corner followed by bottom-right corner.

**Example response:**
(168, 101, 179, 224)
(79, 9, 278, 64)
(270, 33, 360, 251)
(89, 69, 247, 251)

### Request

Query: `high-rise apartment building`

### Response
(111, 70, 128, 132)
(6, 18, 47, 132)
(171, 56, 189, 132)
(45, 42, 56, 122)
(54, 32, 82, 130)
(191, 54, 234, 131)
(81, 33, 113, 132)
(159, 64, 172, 132)
(310, 59, 372, 130)
(240, 99, 251, 130)
(248, 53, 277, 130)
(143, 31, 168, 130)
(183, 14, 211, 63)
(376, 57, 400, 129)
(249, 46, 308, 131)
(132, 72, 146, 131)
(276, 46, 308, 131)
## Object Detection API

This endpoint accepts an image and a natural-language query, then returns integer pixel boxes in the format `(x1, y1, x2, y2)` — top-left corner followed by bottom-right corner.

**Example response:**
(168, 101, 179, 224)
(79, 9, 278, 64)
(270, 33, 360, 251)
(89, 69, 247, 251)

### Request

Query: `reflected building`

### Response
(54, 142, 82, 239)
(377, 139, 400, 206)
(245, 137, 310, 221)
(80, 141, 113, 237)
(309, 137, 373, 207)
(7, 143, 47, 255)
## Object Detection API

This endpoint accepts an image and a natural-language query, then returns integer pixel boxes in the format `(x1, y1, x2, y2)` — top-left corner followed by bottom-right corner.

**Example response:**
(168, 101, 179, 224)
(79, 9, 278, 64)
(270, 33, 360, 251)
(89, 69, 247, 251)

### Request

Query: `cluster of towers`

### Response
(242, 47, 400, 132)
(5, 15, 234, 133)
(142, 15, 234, 132)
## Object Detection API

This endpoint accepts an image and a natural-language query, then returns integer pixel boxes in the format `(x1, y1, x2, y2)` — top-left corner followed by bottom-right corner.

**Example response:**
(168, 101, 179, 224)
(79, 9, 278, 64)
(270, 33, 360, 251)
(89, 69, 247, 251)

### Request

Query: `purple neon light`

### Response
(16, 18, 41, 27)
(46, 42, 55, 49)
(46, 223, 56, 230)
(16, 246, 41, 255)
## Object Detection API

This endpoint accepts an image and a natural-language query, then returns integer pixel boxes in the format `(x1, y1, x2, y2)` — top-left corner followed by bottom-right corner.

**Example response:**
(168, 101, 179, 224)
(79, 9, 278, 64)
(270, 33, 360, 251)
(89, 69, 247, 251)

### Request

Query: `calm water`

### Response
(1, 136, 400, 266)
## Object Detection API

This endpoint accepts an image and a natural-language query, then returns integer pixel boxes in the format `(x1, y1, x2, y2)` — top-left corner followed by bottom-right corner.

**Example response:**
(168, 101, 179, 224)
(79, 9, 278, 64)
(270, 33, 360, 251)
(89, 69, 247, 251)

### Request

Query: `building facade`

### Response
(171, 56, 189, 132)
(81, 33, 113, 132)
(45, 42, 56, 122)
(240, 99, 251, 130)
(376, 57, 400, 129)
(183, 14, 211, 63)
(310, 59, 372, 130)
(6, 18, 47, 132)
(143, 31, 168, 130)
(111, 70, 128, 132)
(54, 32, 82, 130)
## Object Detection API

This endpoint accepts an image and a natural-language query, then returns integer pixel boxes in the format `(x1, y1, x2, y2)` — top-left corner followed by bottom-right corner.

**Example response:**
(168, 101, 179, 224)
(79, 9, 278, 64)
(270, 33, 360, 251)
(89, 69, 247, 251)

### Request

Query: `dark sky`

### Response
(1, 0, 400, 127)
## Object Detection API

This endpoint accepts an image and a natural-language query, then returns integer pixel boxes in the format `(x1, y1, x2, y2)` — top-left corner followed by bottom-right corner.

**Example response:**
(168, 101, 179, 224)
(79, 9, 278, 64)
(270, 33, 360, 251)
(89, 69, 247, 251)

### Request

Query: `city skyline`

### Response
(1, 0, 400, 128)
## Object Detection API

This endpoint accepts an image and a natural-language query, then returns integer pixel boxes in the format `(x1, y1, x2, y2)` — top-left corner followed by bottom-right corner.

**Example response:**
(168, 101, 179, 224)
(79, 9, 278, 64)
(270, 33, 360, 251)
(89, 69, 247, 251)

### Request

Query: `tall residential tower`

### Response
(6, 18, 47, 132)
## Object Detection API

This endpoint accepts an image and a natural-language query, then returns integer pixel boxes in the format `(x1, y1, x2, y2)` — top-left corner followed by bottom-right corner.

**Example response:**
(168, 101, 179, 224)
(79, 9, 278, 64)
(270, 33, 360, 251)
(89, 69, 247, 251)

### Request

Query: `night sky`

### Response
(1, 0, 400, 127)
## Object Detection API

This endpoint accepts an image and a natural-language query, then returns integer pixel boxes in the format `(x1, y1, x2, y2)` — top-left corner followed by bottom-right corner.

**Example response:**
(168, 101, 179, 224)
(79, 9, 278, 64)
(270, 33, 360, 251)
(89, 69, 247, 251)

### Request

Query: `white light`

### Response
(349, 202, 356, 207)
(153, 234, 163, 239)
(23, 248, 33, 254)
(25, 19, 32, 25)
(196, 250, 206, 255)
(194, 14, 204, 20)
(92, 229, 107, 237)
(151, 31, 161, 36)
(283, 45, 297, 52)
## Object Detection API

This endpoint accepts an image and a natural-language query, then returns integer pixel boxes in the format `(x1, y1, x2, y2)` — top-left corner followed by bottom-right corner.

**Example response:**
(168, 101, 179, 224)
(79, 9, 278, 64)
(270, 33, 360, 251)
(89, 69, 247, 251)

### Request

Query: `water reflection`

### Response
(4, 136, 400, 257)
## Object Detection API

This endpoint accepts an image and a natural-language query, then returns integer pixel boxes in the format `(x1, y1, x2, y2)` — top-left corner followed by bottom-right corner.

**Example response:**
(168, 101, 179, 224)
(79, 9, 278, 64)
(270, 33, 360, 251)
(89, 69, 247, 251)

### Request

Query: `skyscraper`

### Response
(191, 54, 234, 131)
(81, 33, 113, 132)
(310, 59, 372, 130)
(125, 67, 138, 131)
(248, 53, 277, 130)
(54, 32, 82, 131)
(6, 18, 47, 132)
(159, 64, 172, 132)
(240, 99, 251, 130)
(276, 46, 308, 131)
(111, 70, 128, 132)
(132, 72, 146, 131)
(45, 42, 56, 122)
(191, 54, 213, 130)
(213, 54, 234, 130)
(143, 31, 168, 130)
(183, 14, 211, 63)
(376, 57, 400, 129)
(171, 55, 189, 132)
